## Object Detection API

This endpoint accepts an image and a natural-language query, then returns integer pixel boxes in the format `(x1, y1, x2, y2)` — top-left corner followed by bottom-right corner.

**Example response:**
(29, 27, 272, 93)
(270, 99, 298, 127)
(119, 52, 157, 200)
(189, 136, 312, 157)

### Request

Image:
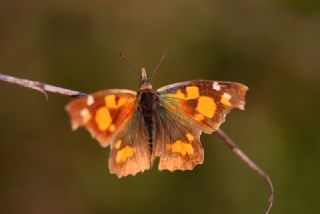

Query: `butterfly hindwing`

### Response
(157, 80, 248, 134)
(108, 112, 151, 177)
(152, 108, 204, 171)
(65, 89, 137, 147)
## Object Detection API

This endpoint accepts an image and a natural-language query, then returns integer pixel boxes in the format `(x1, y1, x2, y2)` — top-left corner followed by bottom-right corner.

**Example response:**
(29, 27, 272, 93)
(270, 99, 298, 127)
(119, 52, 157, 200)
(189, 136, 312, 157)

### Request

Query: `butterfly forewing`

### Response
(152, 80, 248, 171)
(66, 89, 152, 177)
(157, 80, 248, 134)
(65, 89, 136, 147)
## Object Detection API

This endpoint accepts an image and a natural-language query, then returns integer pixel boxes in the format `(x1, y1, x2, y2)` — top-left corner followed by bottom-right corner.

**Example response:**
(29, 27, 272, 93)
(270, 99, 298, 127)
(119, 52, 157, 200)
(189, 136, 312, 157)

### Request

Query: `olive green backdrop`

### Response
(1, 0, 319, 213)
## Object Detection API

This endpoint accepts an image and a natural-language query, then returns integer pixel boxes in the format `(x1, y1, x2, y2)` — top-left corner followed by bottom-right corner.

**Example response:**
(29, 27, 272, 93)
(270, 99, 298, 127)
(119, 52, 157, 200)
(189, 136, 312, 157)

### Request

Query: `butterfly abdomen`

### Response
(138, 90, 160, 151)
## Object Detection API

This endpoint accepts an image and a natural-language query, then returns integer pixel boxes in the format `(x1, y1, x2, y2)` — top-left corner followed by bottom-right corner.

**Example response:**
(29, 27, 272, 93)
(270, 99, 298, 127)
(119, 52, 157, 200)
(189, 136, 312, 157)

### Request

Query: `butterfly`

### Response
(65, 68, 248, 178)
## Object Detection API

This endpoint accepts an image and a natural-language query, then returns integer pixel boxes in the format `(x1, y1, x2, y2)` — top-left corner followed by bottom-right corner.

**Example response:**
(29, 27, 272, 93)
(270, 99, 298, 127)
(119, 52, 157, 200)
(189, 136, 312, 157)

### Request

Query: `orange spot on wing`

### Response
(105, 95, 127, 109)
(196, 96, 216, 118)
(169, 86, 199, 100)
(116, 145, 135, 163)
(170, 89, 185, 99)
(109, 124, 116, 132)
(186, 86, 199, 99)
(95, 107, 112, 131)
(115, 139, 122, 149)
(186, 133, 195, 142)
(117, 97, 127, 107)
(105, 95, 117, 108)
(168, 140, 194, 156)
(220, 93, 232, 106)
(194, 113, 205, 121)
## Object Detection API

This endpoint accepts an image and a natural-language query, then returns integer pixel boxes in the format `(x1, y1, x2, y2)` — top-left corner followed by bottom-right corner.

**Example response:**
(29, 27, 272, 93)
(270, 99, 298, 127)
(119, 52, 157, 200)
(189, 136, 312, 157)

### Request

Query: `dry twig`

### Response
(217, 129, 274, 214)
(0, 73, 86, 99)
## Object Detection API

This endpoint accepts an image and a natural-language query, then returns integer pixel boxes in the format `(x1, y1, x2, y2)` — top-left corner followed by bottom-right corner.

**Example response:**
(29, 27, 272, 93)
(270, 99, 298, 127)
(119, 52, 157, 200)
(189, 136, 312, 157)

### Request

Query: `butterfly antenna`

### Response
(151, 48, 168, 81)
(119, 52, 140, 76)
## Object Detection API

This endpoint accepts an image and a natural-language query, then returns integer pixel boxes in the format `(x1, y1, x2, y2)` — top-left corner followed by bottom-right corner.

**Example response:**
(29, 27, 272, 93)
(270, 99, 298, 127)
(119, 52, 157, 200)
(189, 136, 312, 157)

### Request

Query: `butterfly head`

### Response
(140, 68, 153, 90)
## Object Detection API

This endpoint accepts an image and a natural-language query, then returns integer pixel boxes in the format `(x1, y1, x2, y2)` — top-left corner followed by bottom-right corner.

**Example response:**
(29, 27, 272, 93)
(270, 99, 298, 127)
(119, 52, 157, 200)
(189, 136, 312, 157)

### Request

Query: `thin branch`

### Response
(0, 73, 273, 213)
(0, 73, 87, 99)
(216, 129, 274, 214)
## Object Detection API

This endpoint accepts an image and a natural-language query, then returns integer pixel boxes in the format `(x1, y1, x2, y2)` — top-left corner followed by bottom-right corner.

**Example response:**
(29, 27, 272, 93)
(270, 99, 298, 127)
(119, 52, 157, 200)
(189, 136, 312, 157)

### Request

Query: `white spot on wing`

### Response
(222, 92, 231, 100)
(212, 82, 221, 91)
(87, 95, 94, 105)
(80, 108, 90, 117)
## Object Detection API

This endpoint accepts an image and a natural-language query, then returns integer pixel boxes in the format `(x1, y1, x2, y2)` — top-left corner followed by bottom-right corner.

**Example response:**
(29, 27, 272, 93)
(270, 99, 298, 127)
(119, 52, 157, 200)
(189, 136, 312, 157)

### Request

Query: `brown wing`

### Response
(157, 80, 248, 134)
(65, 89, 151, 177)
(154, 80, 248, 171)
(152, 108, 204, 171)
(65, 89, 137, 147)
(108, 112, 151, 177)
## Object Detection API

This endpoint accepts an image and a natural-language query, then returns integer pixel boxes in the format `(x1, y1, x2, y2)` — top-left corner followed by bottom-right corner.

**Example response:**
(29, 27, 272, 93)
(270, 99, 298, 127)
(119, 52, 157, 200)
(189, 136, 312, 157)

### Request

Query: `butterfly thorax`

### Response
(137, 69, 160, 151)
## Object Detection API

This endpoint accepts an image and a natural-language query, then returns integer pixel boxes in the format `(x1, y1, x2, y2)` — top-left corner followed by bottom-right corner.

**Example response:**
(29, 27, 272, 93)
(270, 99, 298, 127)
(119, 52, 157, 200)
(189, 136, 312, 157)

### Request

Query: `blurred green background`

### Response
(1, 0, 320, 213)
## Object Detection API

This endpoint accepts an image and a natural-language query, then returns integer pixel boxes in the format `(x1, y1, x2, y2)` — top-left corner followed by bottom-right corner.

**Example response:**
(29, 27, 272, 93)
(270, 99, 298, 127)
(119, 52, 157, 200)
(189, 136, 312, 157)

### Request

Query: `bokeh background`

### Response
(1, 0, 320, 213)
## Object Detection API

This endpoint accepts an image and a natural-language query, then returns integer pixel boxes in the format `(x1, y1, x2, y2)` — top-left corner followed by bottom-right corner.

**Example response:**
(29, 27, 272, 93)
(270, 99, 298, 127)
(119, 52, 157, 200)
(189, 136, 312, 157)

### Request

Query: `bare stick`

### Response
(0, 73, 87, 99)
(216, 129, 274, 214)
